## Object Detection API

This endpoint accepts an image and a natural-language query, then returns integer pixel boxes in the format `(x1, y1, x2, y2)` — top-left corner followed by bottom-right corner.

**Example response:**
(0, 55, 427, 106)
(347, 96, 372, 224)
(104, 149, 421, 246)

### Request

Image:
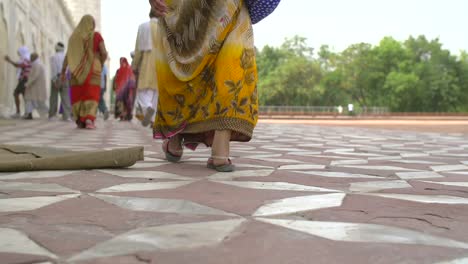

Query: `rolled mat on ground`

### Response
(0, 145, 144, 172)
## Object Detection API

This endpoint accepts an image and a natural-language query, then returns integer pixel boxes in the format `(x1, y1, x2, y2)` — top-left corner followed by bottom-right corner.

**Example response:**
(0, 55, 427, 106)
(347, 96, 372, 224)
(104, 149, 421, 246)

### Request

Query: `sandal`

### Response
(162, 139, 183, 162)
(207, 156, 235, 172)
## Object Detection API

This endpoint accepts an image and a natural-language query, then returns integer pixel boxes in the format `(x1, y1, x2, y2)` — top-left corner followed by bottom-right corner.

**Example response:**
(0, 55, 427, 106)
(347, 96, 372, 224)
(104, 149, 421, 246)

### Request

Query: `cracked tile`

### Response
(364, 193, 468, 205)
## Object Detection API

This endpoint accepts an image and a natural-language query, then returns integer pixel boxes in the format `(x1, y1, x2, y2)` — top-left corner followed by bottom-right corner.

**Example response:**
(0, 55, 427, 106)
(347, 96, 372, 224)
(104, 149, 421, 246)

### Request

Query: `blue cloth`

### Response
(101, 64, 108, 90)
(246, 0, 281, 24)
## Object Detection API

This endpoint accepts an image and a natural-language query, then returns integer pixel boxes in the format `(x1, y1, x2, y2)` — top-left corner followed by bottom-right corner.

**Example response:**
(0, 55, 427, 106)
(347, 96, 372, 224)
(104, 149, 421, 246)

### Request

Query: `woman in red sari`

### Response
(113, 57, 136, 121)
(61, 15, 108, 129)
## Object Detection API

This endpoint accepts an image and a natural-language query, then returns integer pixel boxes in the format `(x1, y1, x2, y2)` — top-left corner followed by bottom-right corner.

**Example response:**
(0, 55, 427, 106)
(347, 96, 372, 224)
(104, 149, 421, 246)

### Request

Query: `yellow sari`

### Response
(153, 0, 258, 146)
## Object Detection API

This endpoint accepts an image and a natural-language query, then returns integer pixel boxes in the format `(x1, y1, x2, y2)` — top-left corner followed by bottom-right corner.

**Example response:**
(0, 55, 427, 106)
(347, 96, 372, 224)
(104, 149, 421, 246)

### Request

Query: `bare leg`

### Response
(211, 130, 231, 166)
(14, 94, 20, 114)
(168, 134, 183, 154)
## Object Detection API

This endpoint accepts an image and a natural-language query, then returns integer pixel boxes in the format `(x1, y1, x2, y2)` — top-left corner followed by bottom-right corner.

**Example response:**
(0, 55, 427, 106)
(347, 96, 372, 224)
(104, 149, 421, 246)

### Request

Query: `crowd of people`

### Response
(3, 0, 281, 172)
(3, 14, 158, 129)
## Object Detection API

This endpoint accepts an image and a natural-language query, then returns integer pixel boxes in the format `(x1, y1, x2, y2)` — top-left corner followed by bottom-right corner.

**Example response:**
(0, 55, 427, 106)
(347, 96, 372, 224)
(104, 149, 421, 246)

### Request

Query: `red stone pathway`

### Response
(1, 119, 468, 264)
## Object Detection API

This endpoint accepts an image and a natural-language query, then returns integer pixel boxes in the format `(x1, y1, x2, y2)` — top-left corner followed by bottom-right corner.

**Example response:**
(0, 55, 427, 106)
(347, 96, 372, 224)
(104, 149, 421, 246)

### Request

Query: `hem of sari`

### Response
(153, 117, 255, 142)
(79, 115, 96, 122)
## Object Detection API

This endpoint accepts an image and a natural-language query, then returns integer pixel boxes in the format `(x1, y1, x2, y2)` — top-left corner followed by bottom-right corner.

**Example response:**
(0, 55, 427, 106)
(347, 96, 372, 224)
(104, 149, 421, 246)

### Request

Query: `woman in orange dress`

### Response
(61, 15, 108, 129)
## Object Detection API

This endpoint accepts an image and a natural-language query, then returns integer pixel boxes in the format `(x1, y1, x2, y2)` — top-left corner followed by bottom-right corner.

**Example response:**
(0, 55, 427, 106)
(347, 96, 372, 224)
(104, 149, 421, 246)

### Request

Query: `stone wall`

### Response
(0, 0, 102, 117)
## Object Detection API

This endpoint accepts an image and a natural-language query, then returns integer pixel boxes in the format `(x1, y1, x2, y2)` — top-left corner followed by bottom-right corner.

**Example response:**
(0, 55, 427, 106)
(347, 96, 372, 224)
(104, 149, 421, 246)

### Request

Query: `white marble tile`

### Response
(143, 157, 165, 162)
(0, 194, 80, 212)
(129, 162, 167, 169)
(209, 169, 274, 181)
(434, 257, 468, 264)
(420, 181, 468, 188)
(365, 193, 468, 205)
(96, 181, 194, 193)
(253, 193, 346, 217)
(324, 148, 355, 153)
(0, 181, 79, 193)
(340, 165, 420, 171)
(431, 165, 468, 172)
(263, 147, 308, 152)
(91, 194, 235, 216)
(256, 219, 468, 249)
(292, 171, 383, 179)
(288, 151, 323, 156)
(330, 160, 368, 166)
(233, 164, 275, 169)
(143, 151, 160, 156)
(278, 164, 326, 170)
(443, 171, 468, 175)
(396, 171, 444, 180)
(400, 152, 430, 158)
(213, 181, 339, 192)
(368, 156, 402, 161)
(0, 170, 79, 180)
(0, 228, 57, 258)
(99, 170, 192, 180)
(300, 143, 324, 147)
(349, 180, 412, 193)
(389, 159, 445, 165)
(70, 219, 245, 261)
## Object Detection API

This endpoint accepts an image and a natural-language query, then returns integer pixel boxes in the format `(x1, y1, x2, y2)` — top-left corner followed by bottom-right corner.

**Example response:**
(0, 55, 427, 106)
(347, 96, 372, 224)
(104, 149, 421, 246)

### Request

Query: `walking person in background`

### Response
(49, 42, 71, 121)
(98, 63, 110, 120)
(61, 15, 108, 129)
(4, 46, 32, 118)
(24, 53, 48, 120)
(113, 57, 136, 121)
(149, 0, 260, 172)
(132, 10, 159, 127)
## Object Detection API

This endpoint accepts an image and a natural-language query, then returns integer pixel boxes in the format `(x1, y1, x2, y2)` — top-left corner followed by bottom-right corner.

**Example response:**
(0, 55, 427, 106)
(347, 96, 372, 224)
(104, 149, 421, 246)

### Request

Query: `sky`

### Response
(102, 0, 468, 73)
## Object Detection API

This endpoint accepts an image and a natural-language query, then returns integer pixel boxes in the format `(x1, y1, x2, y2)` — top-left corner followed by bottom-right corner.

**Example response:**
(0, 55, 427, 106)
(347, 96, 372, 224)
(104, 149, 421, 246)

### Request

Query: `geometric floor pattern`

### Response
(1, 119, 468, 263)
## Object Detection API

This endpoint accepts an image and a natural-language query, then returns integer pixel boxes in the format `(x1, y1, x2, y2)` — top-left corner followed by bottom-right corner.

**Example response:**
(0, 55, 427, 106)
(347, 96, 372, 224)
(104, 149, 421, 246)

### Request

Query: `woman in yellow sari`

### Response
(61, 15, 108, 129)
(150, 0, 258, 172)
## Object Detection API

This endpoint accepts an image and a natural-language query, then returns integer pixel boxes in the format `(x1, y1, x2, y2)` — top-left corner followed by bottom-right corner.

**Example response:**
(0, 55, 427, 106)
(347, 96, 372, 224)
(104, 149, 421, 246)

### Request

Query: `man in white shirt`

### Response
(49, 42, 71, 121)
(132, 10, 159, 127)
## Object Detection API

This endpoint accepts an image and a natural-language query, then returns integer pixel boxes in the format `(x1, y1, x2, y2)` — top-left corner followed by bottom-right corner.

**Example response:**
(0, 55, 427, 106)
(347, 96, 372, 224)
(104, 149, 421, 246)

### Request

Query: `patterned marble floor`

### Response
(1, 119, 468, 264)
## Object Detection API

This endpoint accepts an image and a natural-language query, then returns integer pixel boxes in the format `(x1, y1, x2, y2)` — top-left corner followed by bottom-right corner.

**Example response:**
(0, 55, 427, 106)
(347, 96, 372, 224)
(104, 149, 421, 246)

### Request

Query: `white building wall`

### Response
(0, 0, 101, 117)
